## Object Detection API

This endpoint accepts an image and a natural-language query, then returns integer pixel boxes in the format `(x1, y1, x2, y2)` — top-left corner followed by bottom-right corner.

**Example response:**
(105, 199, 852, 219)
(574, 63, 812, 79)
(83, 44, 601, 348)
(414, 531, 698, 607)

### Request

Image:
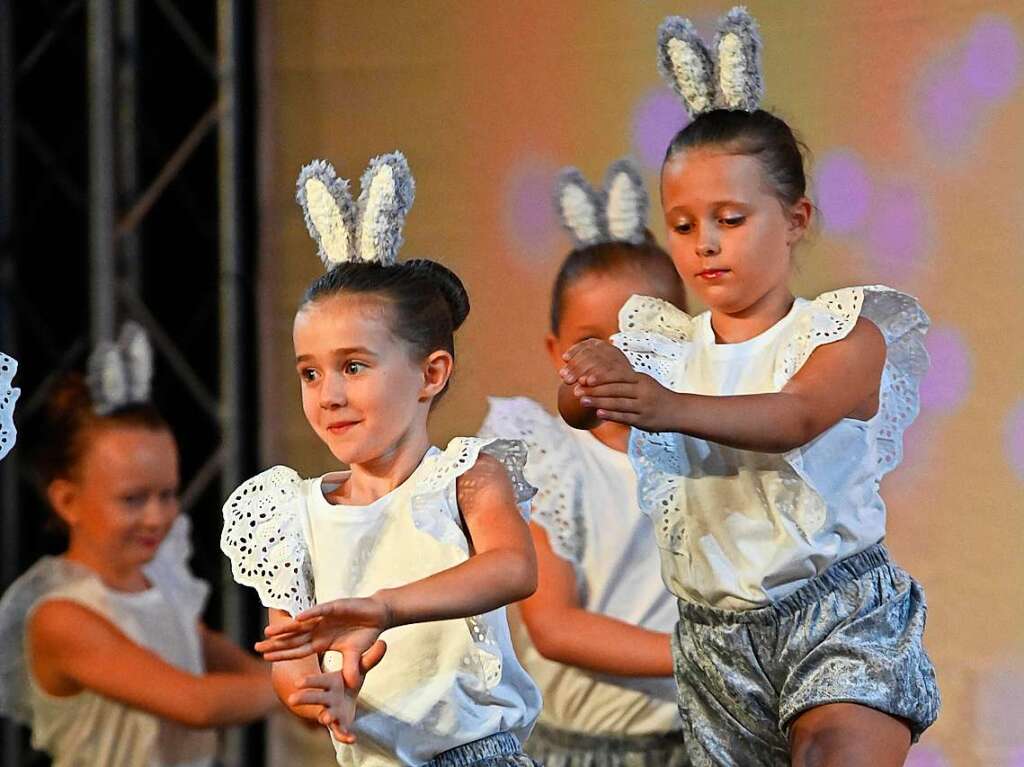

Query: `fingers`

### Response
(320, 709, 355, 744)
(361, 639, 387, 673)
(264, 616, 318, 637)
(579, 396, 639, 414)
(594, 409, 639, 425)
(341, 644, 364, 691)
(257, 640, 318, 662)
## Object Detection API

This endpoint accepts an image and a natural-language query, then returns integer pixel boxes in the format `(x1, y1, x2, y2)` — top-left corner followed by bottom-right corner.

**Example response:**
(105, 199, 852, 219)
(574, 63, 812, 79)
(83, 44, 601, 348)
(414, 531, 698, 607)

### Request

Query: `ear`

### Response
(554, 168, 605, 248)
(87, 341, 127, 415)
(119, 321, 153, 403)
(47, 478, 80, 527)
(657, 15, 717, 118)
(356, 152, 415, 265)
(603, 159, 648, 245)
(296, 159, 357, 267)
(419, 350, 454, 401)
(544, 332, 564, 373)
(713, 6, 764, 111)
(786, 197, 813, 246)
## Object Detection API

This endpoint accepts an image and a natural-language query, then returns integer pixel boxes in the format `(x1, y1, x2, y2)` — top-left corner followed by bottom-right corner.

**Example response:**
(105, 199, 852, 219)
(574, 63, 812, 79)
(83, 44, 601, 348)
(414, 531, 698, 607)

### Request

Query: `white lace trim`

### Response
(479, 398, 587, 591)
(0, 516, 207, 724)
(0, 353, 19, 462)
(612, 295, 695, 388)
(220, 466, 314, 617)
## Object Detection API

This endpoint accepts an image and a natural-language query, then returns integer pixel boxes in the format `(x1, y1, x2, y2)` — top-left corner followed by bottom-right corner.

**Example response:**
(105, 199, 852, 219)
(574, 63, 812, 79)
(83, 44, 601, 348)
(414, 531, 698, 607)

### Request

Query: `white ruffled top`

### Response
(0, 516, 216, 767)
(220, 437, 542, 767)
(0, 353, 19, 461)
(480, 398, 679, 736)
(612, 286, 930, 610)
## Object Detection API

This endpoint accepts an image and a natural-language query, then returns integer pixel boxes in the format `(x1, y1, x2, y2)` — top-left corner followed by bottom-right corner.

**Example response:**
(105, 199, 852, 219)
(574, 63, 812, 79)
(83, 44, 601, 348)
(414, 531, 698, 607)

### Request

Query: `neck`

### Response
(64, 542, 150, 592)
(588, 420, 630, 452)
(331, 428, 432, 505)
(709, 285, 794, 344)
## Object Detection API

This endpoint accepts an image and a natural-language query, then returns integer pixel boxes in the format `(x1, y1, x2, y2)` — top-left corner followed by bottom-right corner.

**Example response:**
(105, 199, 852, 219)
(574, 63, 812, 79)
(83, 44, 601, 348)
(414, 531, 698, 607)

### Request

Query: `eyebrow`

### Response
(295, 347, 378, 364)
(667, 200, 749, 215)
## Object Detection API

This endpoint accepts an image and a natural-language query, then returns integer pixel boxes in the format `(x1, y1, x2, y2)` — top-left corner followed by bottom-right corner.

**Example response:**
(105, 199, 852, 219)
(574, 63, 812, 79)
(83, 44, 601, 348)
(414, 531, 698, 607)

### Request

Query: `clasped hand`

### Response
(256, 596, 392, 743)
(559, 338, 678, 432)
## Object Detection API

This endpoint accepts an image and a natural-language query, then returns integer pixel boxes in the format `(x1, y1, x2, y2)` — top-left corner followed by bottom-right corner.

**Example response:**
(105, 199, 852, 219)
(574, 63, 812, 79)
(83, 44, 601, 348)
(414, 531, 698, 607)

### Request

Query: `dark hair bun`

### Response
(404, 259, 471, 331)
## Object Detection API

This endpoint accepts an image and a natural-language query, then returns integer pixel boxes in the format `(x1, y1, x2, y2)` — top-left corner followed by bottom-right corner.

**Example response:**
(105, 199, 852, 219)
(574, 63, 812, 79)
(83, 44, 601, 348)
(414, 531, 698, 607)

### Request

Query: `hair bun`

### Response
(403, 259, 471, 331)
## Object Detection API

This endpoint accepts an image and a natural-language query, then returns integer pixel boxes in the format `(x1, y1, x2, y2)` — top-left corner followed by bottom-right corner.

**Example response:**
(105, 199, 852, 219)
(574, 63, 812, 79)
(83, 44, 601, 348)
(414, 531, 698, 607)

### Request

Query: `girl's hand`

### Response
(256, 596, 391, 690)
(558, 339, 636, 388)
(286, 641, 387, 744)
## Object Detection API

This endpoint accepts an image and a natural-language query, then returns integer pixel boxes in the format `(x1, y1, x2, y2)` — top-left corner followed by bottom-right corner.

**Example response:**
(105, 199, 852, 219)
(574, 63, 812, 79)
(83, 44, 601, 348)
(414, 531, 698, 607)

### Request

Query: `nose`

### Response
(319, 371, 346, 410)
(695, 227, 720, 257)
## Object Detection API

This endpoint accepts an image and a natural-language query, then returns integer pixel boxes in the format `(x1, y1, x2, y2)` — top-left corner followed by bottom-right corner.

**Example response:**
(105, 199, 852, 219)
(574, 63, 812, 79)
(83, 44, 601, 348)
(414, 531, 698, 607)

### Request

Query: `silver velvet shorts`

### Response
(671, 543, 940, 766)
(526, 721, 689, 767)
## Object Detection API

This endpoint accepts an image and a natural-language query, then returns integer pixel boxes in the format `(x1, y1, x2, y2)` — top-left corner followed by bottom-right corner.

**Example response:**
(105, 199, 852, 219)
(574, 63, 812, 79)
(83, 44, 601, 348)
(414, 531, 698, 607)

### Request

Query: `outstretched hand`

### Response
(559, 339, 680, 433)
(287, 641, 387, 744)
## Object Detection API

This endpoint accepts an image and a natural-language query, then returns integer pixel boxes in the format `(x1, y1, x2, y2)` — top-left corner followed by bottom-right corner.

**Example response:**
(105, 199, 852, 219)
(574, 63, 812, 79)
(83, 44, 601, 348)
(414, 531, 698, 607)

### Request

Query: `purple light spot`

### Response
(864, 184, 931, 277)
(814, 150, 872, 235)
(904, 746, 949, 767)
(963, 16, 1022, 103)
(1010, 745, 1024, 767)
(920, 326, 972, 412)
(976, 665, 1024, 756)
(1005, 400, 1024, 482)
(503, 158, 561, 260)
(632, 87, 689, 170)
(918, 60, 977, 150)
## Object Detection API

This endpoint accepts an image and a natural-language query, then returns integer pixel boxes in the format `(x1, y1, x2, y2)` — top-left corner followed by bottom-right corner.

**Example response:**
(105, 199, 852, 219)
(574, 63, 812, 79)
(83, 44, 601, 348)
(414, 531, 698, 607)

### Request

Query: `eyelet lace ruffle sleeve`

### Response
(220, 466, 314, 617)
(144, 515, 209, 621)
(0, 353, 19, 461)
(478, 397, 587, 580)
(775, 286, 930, 475)
(611, 294, 695, 388)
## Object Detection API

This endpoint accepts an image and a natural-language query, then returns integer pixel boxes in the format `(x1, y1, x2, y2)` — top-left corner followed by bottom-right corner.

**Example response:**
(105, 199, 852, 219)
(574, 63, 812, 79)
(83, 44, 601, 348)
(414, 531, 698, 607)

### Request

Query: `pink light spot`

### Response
(918, 61, 976, 151)
(632, 87, 689, 170)
(963, 16, 1022, 103)
(864, 184, 931, 278)
(1005, 400, 1024, 482)
(503, 158, 562, 261)
(814, 150, 872, 235)
(920, 326, 972, 412)
(905, 746, 949, 767)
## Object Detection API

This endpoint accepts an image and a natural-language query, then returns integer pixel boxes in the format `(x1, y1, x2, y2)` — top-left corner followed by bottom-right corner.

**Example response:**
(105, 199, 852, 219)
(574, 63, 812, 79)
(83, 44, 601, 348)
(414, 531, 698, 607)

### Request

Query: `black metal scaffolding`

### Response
(0, 0, 260, 763)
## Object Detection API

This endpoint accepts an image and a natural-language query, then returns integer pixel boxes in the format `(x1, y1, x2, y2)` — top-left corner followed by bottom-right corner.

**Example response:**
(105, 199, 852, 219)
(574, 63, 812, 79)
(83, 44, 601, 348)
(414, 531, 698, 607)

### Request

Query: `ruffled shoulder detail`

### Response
(0, 353, 19, 461)
(478, 397, 587, 575)
(612, 294, 696, 388)
(777, 285, 930, 474)
(220, 466, 315, 617)
(409, 437, 538, 550)
(144, 515, 209, 621)
(0, 557, 100, 723)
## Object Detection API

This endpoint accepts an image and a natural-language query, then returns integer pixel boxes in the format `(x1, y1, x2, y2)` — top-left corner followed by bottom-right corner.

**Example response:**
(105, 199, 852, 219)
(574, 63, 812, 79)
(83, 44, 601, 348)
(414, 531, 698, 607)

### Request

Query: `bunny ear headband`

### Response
(0, 353, 19, 461)
(657, 6, 764, 119)
(86, 322, 154, 416)
(554, 158, 649, 250)
(296, 151, 415, 268)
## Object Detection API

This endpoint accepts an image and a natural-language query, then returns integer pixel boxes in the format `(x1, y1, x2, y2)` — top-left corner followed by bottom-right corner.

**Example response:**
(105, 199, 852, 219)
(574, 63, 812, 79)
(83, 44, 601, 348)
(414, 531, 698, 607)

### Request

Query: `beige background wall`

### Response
(258, 3, 1024, 764)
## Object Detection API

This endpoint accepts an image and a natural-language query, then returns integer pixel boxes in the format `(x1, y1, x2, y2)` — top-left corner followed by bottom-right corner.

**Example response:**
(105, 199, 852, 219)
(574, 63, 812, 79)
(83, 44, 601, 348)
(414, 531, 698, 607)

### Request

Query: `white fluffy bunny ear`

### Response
(87, 341, 128, 415)
(296, 159, 358, 267)
(714, 6, 764, 111)
(657, 16, 717, 118)
(355, 151, 415, 266)
(554, 168, 606, 249)
(119, 322, 153, 404)
(0, 353, 19, 461)
(603, 159, 648, 245)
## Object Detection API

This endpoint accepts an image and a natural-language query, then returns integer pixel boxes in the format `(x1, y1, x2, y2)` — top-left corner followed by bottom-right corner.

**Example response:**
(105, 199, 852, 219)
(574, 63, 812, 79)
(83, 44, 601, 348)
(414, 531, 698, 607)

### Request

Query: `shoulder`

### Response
(29, 598, 122, 657)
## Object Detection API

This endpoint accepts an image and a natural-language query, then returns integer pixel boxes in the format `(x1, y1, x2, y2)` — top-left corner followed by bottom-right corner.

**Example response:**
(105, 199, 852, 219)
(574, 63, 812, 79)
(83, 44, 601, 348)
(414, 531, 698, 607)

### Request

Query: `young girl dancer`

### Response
(221, 153, 542, 766)
(0, 324, 276, 767)
(559, 9, 940, 766)
(480, 160, 690, 766)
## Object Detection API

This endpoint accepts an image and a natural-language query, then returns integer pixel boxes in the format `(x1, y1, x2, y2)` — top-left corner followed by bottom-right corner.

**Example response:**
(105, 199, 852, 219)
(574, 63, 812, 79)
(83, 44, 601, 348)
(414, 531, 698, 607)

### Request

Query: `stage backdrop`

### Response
(257, 3, 1023, 765)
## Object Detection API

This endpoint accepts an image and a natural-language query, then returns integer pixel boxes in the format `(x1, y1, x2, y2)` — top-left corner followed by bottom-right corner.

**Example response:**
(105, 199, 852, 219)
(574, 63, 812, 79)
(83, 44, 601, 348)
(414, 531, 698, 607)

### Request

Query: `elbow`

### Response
(524, 617, 570, 663)
(177, 695, 219, 728)
(505, 550, 537, 602)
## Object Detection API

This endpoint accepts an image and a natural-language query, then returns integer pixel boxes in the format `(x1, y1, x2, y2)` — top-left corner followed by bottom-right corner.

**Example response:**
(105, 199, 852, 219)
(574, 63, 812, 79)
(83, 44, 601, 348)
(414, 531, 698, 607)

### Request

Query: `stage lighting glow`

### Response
(632, 87, 689, 170)
(920, 326, 972, 412)
(814, 150, 872, 235)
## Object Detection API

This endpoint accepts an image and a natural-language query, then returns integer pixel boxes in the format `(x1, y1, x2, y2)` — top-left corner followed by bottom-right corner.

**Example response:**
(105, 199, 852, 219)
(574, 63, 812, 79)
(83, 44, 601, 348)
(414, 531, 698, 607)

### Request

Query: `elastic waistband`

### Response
(427, 732, 522, 767)
(531, 722, 684, 751)
(678, 543, 892, 626)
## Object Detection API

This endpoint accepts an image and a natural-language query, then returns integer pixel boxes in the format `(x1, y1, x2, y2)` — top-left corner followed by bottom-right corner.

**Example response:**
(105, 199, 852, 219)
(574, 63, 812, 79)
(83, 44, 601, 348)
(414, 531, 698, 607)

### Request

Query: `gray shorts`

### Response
(672, 543, 940, 766)
(427, 732, 540, 767)
(526, 721, 689, 767)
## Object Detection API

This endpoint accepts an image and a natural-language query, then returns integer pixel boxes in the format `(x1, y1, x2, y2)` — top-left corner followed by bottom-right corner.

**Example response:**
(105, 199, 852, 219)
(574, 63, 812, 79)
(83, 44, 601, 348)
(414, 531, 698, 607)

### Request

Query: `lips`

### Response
(697, 268, 730, 280)
(327, 420, 359, 434)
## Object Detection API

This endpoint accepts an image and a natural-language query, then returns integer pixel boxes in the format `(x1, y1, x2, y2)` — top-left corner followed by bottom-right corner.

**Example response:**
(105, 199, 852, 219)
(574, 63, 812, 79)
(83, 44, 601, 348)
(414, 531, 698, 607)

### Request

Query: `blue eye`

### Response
(344, 361, 367, 375)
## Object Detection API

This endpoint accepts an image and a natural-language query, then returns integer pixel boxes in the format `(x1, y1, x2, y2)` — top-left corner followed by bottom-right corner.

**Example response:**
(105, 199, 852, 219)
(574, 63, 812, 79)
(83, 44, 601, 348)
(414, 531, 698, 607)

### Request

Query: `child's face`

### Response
(660, 148, 809, 315)
(546, 267, 684, 365)
(294, 294, 441, 467)
(53, 426, 179, 569)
